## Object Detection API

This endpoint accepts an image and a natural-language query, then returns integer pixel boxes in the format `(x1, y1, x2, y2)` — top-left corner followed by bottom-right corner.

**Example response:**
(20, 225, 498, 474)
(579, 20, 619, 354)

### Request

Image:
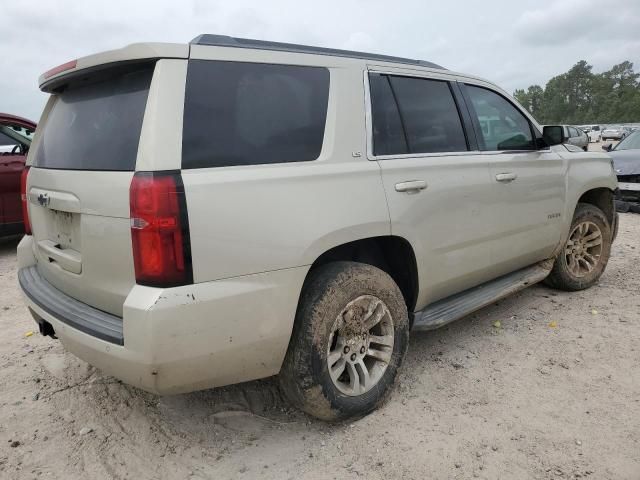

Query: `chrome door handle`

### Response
(495, 172, 517, 182)
(395, 180, 427, 193)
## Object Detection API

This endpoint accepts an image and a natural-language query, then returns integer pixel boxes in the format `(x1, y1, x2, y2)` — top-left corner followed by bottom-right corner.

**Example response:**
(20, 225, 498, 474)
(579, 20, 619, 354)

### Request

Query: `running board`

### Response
(412, 260, 553, 331)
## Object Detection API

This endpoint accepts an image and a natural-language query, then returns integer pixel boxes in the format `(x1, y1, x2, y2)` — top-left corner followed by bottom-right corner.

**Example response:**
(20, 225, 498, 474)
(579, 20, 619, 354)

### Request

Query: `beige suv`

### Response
(18, 35, 618, 421)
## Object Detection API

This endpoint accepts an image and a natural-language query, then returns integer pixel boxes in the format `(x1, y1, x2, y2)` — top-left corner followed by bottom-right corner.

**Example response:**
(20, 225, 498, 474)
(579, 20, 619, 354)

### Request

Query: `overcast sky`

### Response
(2, 0, 639, 120)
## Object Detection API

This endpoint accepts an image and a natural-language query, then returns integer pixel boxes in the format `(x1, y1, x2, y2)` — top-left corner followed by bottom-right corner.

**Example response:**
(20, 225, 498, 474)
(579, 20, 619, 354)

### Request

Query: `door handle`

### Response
(395, 180, 427, 193)
(495, 172, 517, 182)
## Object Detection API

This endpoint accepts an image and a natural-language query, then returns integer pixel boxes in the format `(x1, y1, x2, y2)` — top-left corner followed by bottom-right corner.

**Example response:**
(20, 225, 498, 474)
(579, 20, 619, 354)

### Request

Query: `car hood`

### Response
(610, 149, 640, 175)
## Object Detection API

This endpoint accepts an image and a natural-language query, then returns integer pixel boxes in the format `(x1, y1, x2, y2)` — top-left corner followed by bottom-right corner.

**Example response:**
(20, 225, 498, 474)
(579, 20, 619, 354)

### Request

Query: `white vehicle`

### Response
(18, 36, 618, 420)
(602, 125, 630, 141)
(586, 125, 602, 143)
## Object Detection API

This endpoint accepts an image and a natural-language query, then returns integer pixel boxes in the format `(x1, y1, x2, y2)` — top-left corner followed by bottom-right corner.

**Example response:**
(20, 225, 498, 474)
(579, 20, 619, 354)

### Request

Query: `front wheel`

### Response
(544, 203, 612, 291)
(279, 261, 409, 421)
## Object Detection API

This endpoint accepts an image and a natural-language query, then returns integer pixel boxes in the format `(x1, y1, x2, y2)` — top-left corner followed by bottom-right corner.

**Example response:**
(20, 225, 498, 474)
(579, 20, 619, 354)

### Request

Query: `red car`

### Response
(0, 113, 36, 236)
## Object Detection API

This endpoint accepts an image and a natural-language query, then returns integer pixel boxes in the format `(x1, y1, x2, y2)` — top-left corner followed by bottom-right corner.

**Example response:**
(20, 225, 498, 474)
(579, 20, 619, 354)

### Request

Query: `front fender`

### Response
(562, 151, 617, 224)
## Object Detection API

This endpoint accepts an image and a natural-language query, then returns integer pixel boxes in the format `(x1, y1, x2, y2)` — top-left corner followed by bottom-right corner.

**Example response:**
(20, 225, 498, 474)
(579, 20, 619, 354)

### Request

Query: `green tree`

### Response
(513, 60, 640, 124)
(514, 85, 545, 119)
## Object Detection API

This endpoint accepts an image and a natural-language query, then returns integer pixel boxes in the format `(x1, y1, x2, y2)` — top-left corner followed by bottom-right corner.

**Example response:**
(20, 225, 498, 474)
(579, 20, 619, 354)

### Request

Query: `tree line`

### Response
(513, 60, 640, 125)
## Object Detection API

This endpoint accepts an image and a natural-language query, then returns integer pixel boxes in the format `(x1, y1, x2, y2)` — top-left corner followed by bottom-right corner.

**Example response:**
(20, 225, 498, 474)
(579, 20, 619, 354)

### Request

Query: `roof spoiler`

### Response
(39, 43, 189, 92)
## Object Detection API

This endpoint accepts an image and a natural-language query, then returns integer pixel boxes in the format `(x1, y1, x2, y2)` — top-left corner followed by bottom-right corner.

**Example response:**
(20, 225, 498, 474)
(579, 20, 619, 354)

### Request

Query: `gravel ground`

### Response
(0, 214, 639, 480)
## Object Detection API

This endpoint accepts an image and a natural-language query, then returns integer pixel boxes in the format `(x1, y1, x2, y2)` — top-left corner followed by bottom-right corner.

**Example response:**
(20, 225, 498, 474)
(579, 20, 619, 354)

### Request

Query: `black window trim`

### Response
(459, 82, 546, 154)
(365, 70, 475, 161)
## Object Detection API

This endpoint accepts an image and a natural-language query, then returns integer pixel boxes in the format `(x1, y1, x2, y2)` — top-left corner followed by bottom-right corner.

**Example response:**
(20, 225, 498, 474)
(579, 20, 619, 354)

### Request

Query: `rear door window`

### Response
(465, 85, 535, 151)
(369, 74, 468, 156)
(182, 61, 330, 169)
(389, 76, 468, 154)
(34, 64, 153, 171)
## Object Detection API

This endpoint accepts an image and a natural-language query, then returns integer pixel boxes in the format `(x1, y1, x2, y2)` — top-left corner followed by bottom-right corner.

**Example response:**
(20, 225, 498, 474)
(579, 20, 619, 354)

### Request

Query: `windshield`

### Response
(615, 131, 640, 151)
(34, 64, 153, 171)
(606, 125, 622, 130)
(0, 123, 33, 147)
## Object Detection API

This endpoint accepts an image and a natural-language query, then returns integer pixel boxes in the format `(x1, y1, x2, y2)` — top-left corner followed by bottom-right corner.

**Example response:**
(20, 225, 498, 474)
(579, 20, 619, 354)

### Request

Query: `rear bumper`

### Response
(17, 236, 307, 395)
(19, 266, 124, 345)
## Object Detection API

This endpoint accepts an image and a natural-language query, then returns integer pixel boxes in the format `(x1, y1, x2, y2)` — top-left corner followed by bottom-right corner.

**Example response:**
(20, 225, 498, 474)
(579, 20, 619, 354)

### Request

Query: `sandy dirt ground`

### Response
(587, 139, 618, 152)
(1, 214, 638, 480)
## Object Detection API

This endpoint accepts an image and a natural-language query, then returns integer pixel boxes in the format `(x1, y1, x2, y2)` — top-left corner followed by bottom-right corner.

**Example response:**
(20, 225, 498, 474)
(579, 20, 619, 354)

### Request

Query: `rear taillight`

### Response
(129, 171, 192, 287)
(20, 166, 31, 235)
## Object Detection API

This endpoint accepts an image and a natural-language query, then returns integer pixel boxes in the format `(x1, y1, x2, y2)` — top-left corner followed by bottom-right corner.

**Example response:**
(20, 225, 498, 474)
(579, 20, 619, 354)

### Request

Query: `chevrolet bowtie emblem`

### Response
(37, 193, 50, 207)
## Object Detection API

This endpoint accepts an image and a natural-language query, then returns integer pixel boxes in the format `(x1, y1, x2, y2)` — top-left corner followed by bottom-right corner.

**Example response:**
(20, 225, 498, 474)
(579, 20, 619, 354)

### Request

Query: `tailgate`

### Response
(27, 169, 134, 316)
(26, 63, 154, 317)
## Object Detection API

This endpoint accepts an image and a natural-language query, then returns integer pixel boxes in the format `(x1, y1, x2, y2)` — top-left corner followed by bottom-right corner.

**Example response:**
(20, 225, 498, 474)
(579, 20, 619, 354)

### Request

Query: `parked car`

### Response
(586, 125, 602, 143)
(19, 36, 618, 421)
(562, 125, 589, 151)
(602, 125, 630, 141)
(603, 131, 640, 212)
(0, 114, 35, 236)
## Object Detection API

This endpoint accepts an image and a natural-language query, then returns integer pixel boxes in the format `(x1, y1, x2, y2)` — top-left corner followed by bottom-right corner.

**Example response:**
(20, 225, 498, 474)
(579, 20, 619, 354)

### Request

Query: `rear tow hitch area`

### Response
(28, 308, 57, 339)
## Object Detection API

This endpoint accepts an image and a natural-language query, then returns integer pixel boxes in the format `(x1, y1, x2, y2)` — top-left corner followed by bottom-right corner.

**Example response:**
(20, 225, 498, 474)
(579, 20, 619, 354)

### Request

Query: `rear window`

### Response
(369, 74, 468, 156)
(34, 64, 153, 171)
(182, 60, 329, 169)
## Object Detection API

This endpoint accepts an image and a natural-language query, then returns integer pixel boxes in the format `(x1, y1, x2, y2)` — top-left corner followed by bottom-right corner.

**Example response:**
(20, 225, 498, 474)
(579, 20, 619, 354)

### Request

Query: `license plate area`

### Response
(36, 208, 83, 274)
(49, 209, 81, 250)
(619, 182, 640, 192)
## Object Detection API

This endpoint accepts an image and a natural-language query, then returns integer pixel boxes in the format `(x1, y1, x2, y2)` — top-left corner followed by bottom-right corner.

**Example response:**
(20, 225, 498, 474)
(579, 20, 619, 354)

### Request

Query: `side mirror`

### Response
(542, 125, 566, 146)
(601, 142, 613, 152)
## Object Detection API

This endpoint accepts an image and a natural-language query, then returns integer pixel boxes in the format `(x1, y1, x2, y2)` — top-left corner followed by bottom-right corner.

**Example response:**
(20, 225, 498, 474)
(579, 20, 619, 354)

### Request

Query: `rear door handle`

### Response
(395, 180, 427, 193)
(495, 172, 517, 182)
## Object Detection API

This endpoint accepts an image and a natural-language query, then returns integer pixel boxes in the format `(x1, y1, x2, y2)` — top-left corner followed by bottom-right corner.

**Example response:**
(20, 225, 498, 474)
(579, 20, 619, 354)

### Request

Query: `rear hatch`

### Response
(27, 63, 154, 317)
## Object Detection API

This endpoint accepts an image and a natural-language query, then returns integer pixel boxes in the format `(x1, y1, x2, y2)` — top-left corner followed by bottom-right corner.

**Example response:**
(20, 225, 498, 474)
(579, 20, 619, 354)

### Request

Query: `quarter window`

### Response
(465, 85, 535, 151)
(182, 61, 330, 169)
(369, 74, 468, 156)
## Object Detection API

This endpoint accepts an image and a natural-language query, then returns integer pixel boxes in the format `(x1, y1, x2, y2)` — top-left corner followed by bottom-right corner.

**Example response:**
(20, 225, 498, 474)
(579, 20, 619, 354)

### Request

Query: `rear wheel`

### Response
(544, 203, 612, 291)
(279, 261, 409, 421)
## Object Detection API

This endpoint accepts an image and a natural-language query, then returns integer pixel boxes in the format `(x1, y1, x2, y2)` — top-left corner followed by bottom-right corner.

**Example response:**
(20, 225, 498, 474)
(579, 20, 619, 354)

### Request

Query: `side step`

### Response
(412, 260, 553, 331)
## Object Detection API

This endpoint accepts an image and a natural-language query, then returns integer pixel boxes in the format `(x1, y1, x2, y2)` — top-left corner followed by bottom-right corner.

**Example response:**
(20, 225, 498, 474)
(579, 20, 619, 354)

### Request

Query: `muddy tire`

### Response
(279, 261, 409, 421)
(544, 203, 612, 291)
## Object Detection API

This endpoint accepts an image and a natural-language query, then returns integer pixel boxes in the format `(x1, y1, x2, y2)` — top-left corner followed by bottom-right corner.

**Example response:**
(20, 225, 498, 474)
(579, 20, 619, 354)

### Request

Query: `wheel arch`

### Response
(576, 187, 616, 227)
(553, 186, 617, 258)
(302, 235, 419, 314)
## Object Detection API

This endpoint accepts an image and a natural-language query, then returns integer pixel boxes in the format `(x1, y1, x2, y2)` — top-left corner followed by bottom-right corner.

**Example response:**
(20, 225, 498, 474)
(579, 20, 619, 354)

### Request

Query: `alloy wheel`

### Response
(565, 221, 603, 278)
(326, 295, 394, 396)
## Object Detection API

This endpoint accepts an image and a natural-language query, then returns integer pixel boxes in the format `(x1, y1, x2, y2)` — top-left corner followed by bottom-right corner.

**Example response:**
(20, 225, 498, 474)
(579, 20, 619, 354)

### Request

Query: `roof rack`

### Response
(190, 34, 445, 70)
